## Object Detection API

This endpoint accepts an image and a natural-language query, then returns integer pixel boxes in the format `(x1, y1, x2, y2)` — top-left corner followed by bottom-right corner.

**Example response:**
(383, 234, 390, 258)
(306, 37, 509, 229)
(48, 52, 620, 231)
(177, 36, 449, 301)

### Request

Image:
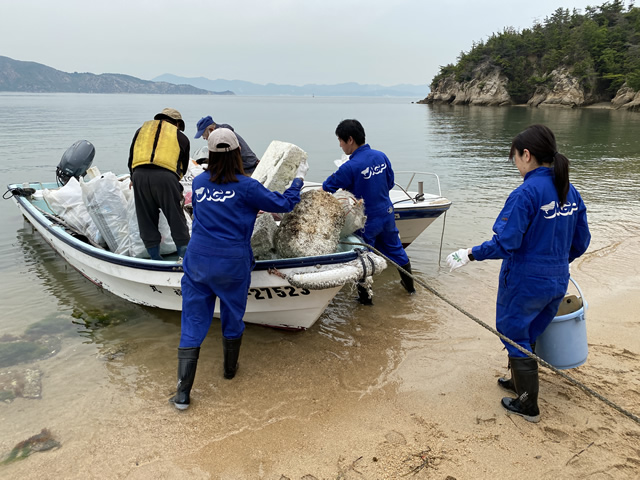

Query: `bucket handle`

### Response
(569, 276, 583, 298)
(569, 276, 588, 311)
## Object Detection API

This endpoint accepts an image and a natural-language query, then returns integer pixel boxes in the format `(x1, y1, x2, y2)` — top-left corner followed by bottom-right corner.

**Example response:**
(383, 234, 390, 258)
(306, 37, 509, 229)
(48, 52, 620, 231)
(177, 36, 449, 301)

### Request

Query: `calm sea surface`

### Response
(1, 94, 639, 454)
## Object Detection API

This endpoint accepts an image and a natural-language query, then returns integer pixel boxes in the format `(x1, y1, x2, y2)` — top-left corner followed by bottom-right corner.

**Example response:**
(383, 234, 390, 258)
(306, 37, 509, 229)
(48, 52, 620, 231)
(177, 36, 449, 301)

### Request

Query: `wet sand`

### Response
(2, 233, 640, 479)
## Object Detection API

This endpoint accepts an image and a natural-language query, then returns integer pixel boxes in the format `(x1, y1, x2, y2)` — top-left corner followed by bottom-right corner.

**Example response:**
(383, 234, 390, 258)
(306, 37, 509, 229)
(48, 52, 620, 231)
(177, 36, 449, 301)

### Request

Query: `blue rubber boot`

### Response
(147, 246, 163, 261)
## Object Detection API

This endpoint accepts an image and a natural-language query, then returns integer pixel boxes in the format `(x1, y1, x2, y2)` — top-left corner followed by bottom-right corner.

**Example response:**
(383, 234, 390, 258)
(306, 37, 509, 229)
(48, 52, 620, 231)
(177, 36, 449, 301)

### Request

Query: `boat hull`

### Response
(12, 191, 348, 330)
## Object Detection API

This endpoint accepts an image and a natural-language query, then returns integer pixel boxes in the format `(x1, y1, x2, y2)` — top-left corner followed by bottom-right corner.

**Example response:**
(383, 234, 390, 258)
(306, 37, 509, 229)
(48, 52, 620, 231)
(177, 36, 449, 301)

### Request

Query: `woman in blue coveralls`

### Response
(171, 128, 309, 410)
(446, 124, 590, 423)
(322, 119, 415, 305)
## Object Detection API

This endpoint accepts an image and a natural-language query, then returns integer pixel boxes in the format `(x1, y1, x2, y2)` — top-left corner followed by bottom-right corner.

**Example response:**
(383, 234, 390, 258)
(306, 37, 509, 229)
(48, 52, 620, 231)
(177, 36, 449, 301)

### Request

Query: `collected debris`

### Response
(251, 141, 307, 193)
(45, 140, 370, 268)
(43, 177, 104, 247)
(81, 172, 130, 254)
(275, 190, 345, 258)
(332, 189, 366, 237)
(251, 213, 279, 260)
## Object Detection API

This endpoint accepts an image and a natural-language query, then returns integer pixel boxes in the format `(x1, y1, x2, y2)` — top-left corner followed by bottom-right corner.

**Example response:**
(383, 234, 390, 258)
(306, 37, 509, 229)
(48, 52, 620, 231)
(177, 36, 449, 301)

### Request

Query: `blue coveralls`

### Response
(322, 144, 409, 266)
(471, 167, 591, 357)
(179, 175, 303, 346)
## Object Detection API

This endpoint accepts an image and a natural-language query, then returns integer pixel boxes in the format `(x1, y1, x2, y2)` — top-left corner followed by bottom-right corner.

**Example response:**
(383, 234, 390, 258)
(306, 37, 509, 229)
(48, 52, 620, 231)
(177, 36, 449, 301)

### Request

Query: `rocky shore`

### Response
(420, 64, 640, 111)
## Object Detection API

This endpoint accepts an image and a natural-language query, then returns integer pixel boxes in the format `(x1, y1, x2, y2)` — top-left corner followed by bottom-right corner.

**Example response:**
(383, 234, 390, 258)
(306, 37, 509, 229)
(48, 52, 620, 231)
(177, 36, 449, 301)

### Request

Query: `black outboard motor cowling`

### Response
(56, 140, 95, 185)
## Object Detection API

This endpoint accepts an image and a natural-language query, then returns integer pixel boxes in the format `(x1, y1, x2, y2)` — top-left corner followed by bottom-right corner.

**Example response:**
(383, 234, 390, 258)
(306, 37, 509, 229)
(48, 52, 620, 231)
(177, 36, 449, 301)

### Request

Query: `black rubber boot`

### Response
(498, 376, 516, 393)
(170, 347, 200, 411)
(501, 356, 540, 423)
(398, 261, 416, 294)
(223, 336, 242, 379)
(356, 283, 373, 305)
(498, 356, 516, 393)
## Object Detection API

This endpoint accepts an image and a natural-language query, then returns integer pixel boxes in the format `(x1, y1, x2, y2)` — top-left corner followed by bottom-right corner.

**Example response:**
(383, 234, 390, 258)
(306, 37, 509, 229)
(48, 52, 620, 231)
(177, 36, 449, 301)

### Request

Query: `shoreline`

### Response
(2, 235, 640, 479)
(419, 100, 618, 110)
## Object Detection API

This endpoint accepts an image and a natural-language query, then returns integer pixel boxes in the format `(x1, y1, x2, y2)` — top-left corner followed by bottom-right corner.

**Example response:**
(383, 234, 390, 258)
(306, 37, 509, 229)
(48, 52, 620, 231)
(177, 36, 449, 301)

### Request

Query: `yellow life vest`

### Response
(131, 120, 182, 176)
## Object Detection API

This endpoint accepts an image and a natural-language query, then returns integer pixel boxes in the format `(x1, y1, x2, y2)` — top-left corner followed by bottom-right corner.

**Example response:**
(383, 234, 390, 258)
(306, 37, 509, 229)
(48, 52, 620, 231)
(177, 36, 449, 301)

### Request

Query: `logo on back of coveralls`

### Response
(194, 187, 236, 202)
(361, 163, 387, 180)
(540, 200, 578, 219)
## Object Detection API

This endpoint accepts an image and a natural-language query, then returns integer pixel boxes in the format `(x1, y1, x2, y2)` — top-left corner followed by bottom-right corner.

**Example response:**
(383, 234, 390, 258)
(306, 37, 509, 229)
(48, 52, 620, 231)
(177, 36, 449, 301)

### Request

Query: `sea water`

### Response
(1, 93, 639, 462)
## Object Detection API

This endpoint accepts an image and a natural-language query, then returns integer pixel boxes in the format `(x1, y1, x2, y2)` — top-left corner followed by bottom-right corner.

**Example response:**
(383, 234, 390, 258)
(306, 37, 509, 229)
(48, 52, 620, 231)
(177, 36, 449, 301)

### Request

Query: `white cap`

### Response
(207, 128, 240, 152)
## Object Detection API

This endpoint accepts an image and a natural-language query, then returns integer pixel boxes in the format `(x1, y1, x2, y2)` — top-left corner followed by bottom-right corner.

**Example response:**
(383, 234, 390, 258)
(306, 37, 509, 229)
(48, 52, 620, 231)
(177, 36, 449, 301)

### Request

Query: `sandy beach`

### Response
(1, 223, 639, 479)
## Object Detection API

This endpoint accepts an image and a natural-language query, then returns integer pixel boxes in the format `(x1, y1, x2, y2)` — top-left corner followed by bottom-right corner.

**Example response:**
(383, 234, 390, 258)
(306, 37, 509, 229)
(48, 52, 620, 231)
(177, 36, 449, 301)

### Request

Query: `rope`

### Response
(3, 187, 36, 199)
(437, 211, 447, 268)
(339, 240, 640, 426)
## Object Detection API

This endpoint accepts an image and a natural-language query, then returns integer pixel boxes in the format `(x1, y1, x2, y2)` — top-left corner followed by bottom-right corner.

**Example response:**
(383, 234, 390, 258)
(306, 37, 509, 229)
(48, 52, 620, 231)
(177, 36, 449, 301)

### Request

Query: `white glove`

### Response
(446, 248, 471, 272)
(295, 159, 309, 180)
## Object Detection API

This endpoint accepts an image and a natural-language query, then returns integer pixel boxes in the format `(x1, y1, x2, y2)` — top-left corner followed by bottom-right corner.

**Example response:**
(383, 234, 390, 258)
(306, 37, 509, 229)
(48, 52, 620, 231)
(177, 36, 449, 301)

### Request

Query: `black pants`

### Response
(132, 167, 190, 249)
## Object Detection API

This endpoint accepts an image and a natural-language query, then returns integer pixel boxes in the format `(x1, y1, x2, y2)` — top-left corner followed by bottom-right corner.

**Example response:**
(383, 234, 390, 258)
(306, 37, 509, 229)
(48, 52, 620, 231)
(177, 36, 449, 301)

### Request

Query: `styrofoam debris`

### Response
(275, 190, 345, 258)
(251, 213, 279, 260)
(251, 141, 307, 193)
(332, 189, 366, 237)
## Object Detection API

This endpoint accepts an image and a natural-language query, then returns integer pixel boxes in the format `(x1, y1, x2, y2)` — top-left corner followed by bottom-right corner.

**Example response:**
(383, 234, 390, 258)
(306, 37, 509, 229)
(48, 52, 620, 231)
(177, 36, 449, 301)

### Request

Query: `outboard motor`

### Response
(56, 140, 95, 185)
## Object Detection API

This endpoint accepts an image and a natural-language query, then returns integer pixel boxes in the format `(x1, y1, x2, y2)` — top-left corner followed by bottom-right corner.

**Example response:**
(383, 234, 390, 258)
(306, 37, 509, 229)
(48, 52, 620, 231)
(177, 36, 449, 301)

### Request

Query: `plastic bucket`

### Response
(536, 277, 588, 369)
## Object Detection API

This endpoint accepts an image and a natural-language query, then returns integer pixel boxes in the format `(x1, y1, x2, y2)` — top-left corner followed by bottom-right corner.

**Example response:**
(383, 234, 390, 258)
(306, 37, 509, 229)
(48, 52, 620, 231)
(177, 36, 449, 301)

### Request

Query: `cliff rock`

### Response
(528, 68, 586, 108)
(612, 84, 640, 111)
(421, 63, 638, 110)
(420, 63, 511, 106)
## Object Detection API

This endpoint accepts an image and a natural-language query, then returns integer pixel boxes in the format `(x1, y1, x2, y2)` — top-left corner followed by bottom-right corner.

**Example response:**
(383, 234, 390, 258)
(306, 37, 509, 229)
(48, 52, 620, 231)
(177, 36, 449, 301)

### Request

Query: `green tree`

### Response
(429, 1, 640, 99)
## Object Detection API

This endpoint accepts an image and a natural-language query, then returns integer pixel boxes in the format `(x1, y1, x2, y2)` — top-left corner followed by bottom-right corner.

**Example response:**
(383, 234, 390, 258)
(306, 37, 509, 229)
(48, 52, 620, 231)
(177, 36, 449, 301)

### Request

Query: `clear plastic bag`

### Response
(43, 177, 104, 246)
(81, 173, 130, 254)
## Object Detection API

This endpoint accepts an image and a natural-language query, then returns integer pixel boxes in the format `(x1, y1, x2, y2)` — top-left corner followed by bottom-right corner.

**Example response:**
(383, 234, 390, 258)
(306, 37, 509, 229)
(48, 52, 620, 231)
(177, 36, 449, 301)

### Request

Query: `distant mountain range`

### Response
(153, 74, 429, 97)
(0, 56, 223, 95)
(0, 55, 429, 97)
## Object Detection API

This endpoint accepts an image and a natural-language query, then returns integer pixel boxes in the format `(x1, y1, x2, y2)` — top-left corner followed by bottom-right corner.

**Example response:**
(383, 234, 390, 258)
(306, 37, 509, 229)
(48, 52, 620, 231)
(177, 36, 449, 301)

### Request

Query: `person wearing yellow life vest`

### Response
(128, 108, 191, 260)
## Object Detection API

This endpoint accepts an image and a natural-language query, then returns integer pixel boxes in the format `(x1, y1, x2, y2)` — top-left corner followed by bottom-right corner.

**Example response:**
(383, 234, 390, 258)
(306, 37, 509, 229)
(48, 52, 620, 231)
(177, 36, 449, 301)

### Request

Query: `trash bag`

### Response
(81, 173, 130, 254)
(43, 177, 104, 246)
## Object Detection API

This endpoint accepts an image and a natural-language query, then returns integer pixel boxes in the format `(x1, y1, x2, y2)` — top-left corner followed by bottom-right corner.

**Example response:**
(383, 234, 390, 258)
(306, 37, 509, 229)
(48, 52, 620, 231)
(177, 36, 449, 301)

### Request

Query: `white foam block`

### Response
(251, 141, 307, 193)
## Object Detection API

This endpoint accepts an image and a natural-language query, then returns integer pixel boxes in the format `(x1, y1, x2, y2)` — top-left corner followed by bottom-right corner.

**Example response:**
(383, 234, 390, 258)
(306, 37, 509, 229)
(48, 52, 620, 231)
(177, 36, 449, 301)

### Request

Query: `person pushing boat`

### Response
(171, 128, 309, 411)
(322, 119, 415, 305)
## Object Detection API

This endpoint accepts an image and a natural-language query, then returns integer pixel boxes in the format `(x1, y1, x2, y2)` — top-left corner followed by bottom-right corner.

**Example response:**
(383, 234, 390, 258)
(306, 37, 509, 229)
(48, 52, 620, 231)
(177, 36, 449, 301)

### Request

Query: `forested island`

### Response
(421, 0, 640, 110)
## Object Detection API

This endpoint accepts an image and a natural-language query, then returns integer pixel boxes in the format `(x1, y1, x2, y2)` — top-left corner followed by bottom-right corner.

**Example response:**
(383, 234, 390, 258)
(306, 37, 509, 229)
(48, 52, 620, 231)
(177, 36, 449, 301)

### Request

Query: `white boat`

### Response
(6, 173, 450, 330)
(304, 171, 452, 247)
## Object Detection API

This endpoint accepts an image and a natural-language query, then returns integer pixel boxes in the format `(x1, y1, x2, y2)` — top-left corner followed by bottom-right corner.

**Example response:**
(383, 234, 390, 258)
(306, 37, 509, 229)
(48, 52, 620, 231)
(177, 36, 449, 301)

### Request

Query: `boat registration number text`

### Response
(248, 286, 311, 300)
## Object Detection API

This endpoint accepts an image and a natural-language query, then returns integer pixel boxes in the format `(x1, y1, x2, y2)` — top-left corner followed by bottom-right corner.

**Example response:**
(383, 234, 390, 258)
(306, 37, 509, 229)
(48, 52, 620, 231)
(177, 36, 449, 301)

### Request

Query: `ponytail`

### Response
(510, 124, 571, 205)
(553, 153, 570, 205)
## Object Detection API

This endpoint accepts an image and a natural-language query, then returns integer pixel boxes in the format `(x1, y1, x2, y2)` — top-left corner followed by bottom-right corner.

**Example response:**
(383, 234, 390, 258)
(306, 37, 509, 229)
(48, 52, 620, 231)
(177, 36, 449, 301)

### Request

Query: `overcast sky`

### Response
(2, 0, 604, 87)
